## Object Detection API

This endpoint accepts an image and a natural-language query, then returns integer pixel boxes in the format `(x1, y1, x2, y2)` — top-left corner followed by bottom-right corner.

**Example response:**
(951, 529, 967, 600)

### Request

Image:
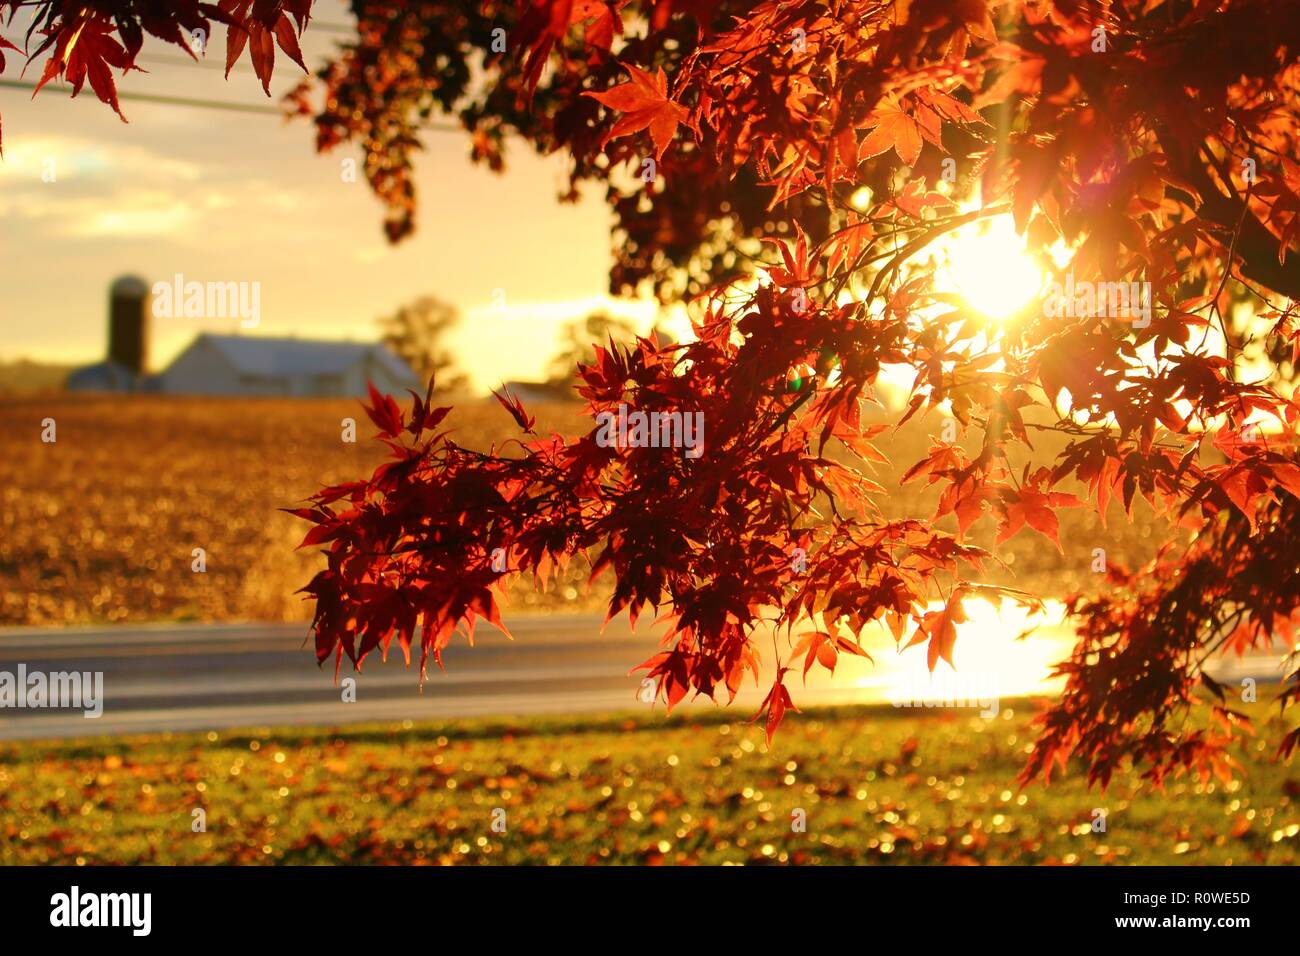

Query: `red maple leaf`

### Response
(858, 97, 923, 167)
(584, 64, 687, 159)
(997, 487, 1084, 553)
(32, 17, 134, 120)
(753, 669, 799, 746)
(905, 591, 969, 672)
(363, 383, 404, 438)
(490, 385, 537, 433)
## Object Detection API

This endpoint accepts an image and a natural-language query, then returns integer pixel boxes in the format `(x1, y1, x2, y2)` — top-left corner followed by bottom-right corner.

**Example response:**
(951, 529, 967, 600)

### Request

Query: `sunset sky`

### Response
(0, 1, 658, 391)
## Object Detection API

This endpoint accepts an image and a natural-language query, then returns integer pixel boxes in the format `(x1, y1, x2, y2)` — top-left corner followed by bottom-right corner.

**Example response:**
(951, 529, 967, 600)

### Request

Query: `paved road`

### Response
(0, 614, 674, 740)
(0, 612, 1290, 740)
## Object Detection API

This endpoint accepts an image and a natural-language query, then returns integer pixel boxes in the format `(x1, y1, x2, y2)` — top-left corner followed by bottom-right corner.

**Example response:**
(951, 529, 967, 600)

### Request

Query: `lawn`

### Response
(1, 701, 1296, 865)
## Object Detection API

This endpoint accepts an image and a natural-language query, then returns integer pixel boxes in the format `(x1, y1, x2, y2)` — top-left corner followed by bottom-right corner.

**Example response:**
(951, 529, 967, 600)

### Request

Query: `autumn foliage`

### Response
(8, 0, 1300, 787)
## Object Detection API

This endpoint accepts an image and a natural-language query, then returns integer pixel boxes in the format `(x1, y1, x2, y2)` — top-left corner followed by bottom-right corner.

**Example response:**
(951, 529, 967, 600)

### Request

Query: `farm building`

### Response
(65, 275, 153, 393)
(67, 276, 421, 397)
(159, 333, 420, 397)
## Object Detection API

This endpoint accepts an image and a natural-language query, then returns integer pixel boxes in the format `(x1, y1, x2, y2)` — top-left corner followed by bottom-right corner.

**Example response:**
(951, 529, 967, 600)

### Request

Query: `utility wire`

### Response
(0, 10, 355, 33)
(0, 16, 470, 133)
(302, 19, 356, 34)
(0, 77, 284, 115)
(0, 77, 463, 133)
(136, 52, 296, 75)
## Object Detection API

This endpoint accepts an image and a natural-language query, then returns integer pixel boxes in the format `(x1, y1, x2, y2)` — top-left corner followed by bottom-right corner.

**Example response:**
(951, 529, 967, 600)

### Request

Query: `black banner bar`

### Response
(0, 864, 1278, 943)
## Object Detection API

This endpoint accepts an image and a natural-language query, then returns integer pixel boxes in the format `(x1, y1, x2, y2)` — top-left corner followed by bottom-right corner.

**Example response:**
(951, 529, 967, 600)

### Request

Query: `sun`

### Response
(936, 215, 1045, 320)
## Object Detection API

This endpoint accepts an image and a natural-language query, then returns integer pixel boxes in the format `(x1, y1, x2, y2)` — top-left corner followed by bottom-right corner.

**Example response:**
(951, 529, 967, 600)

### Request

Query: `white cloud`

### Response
(0, 135, 203, 182)
(0, 136, 327, 242)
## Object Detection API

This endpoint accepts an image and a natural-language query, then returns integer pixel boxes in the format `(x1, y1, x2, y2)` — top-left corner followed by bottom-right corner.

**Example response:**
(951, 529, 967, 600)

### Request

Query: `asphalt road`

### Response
(0, 611, 1290, 741)
(0, 614, 673, 741)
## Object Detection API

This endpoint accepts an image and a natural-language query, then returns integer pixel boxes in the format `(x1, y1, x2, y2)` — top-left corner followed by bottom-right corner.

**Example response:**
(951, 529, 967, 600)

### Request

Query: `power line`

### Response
(0, 11, 354, 34)
(136, 52, 305, 75)
(0, 77, 463, 132)
(133, 22, 357, 73)
(9, 28, 350, 78)
(134, 51, 341, 79)
(305, 20, 355, 34)
(0, 77, 285, 115)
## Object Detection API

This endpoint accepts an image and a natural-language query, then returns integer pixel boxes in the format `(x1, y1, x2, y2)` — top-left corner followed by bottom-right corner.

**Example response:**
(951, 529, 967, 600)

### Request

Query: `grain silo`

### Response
(108, 275, 151, 376)
(65, 275, 154, 392)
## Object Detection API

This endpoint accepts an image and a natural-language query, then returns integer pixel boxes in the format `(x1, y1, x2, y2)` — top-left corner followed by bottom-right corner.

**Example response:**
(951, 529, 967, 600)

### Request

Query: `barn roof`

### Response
(197, 334, 417, 382)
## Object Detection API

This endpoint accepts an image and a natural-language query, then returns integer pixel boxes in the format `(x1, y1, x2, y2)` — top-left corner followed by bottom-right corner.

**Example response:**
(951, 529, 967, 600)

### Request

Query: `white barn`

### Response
(159, 334, 421, 397)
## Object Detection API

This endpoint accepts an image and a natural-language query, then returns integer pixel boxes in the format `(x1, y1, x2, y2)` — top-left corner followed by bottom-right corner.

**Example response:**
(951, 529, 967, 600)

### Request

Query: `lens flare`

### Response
(937, 216, 1044, 319)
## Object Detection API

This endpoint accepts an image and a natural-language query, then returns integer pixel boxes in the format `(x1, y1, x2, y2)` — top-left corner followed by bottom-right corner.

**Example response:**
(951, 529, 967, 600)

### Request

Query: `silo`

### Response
(108, 275, 151, 374)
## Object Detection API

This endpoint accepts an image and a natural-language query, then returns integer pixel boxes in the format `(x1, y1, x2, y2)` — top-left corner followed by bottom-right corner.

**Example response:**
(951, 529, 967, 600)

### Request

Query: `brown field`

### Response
(0, 395, 1169, 628)
(0, 396, 591, 627)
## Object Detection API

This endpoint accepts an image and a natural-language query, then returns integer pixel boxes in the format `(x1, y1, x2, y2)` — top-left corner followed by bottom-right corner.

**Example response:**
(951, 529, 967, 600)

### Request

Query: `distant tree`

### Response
(377, 296, 468, 395)
(0, 359, 74, 396)
(545, 312, 637, 386)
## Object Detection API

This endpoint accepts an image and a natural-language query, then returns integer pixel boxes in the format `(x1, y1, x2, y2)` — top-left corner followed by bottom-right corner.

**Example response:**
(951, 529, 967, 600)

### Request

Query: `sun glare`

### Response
(937, 215, 1045, 320)
(841, 598, 1074, 702)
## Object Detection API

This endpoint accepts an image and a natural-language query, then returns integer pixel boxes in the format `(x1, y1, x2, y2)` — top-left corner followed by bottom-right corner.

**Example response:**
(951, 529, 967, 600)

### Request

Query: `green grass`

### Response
(1, 701, 1296, 865)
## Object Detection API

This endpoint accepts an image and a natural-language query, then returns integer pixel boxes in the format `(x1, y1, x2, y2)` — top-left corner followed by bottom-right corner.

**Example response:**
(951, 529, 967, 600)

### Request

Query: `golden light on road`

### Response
(840, 598, 1074, 704)
(937, 215, 1045, 320)
(937, 597, 1072, 699)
